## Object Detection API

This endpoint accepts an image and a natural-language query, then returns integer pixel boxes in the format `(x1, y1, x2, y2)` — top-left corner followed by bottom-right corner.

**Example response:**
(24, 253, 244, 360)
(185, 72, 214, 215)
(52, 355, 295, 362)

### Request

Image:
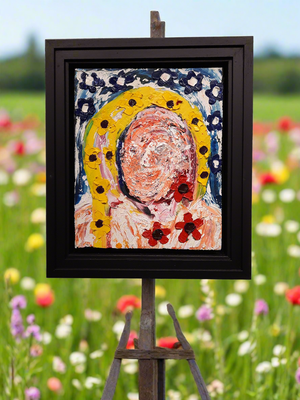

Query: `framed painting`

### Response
(46, 37, 253, 279)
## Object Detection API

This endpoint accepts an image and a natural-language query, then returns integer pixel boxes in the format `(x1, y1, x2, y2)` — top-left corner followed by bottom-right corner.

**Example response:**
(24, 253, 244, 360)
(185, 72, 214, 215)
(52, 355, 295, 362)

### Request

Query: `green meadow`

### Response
(0, 92, 300, 399)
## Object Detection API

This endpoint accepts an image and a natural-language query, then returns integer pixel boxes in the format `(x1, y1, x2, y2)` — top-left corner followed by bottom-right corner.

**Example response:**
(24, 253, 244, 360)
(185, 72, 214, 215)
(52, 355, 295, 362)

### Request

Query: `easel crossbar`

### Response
(115, 348, 195, 360)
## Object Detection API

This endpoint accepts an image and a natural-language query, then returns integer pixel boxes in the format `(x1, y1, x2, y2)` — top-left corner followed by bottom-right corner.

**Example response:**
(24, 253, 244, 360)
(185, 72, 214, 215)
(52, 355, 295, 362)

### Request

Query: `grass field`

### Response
(0, 92, 300, 399)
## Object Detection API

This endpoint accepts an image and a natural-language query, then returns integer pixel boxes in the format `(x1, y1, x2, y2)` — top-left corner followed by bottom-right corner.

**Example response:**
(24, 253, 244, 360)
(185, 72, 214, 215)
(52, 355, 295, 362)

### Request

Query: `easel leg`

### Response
(157, 359, 165, 400)
(139, 278, 157, 400)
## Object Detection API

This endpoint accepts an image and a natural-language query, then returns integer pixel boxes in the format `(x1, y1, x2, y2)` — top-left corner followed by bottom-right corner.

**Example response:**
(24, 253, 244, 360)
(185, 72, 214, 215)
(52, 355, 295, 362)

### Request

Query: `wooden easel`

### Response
(101, 12, 211, 400)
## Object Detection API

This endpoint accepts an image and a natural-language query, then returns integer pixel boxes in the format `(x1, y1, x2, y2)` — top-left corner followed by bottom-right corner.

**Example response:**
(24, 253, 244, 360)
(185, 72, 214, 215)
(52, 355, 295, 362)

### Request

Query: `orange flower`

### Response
(286, 286, 300, 305)
(117, 295, 141, 314)
(35, 290, 55, 308)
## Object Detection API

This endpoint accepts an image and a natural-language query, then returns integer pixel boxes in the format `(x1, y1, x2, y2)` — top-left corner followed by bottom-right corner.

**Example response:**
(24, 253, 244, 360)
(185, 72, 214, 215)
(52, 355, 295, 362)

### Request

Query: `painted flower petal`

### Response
(162, 228, 171, 236)
(175, 222, 185, 230)
(194, 218, 204, 228)
(184, 191, 193, 201)
(184, 213, 193, 223)
(159, 235, 169, 245)
(148, 237, 158, 247)
(192, 229, 201, 240)
(142, 230, 152, 239)
(153, 222, 161, 230)
(178, 230, 189, 243)
(174, 191, 183, 202)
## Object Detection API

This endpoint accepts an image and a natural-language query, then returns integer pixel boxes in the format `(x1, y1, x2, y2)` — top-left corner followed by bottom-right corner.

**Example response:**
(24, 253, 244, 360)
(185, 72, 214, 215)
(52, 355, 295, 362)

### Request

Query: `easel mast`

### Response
(101, 12, 211, 400)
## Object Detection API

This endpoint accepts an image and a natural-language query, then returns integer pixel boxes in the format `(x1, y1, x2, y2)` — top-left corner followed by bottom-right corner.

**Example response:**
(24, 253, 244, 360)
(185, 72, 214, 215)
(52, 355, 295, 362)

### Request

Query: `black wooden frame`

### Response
(46, 37, 253, 279)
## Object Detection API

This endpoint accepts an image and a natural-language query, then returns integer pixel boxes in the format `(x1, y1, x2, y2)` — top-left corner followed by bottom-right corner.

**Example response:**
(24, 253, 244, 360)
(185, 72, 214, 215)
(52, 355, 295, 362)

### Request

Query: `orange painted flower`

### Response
(157, 336, 179, 349)
(117, 295, 141, 314)
(142, 222, 171, 247)
(175, 212, 203, 243)
(170, 176, 194, 202)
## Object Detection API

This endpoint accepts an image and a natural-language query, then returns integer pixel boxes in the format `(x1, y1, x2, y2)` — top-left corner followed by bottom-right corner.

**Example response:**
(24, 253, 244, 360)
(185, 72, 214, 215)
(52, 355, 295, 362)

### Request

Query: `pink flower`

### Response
(255, 299, 269, 315)
(295, 367, 300, 384)
(25, 387, 40, 400)
(47, 377, 62, 392)
(196, 305, 213, 321)
(10, 295, 27, 309)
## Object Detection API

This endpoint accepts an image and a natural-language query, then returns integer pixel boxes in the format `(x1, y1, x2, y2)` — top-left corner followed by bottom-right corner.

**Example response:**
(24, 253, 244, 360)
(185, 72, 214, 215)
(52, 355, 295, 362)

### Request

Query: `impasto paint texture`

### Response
(74, 68, 223, 250)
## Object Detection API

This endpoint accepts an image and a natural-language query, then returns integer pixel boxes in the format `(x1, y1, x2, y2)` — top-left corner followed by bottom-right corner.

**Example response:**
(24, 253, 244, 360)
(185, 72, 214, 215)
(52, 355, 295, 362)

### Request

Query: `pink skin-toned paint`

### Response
(120, 107, 196, 204)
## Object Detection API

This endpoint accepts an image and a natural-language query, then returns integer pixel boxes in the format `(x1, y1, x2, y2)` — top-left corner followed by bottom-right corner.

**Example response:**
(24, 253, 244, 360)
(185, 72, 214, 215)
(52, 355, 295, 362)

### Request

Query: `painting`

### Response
(74, 68, 223, 250)
(46, 37, 252, 278)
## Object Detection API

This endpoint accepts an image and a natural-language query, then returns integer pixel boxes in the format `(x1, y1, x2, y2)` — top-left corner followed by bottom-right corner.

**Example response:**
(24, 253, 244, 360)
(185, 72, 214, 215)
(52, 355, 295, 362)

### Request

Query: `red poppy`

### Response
(170, 176, 194, 202)
(126, 331, 138, 349)
(260, 172, 278, 185)
(117, 295, 141, 314)
(157, 336, 179, 349)
(35, 291, 55, 308)
(175, 212, 203, 243)
(142, 222, 171, 247)
(14, 141, 25, 156)
(286, 286, 300, 305)
(278, 117, 293, 132)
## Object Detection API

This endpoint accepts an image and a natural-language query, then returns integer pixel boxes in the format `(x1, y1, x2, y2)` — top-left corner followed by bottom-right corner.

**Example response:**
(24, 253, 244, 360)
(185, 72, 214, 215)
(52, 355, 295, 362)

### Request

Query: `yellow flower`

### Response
(155, 285, 166, 298)
(4, 268, 20, 284)
(262, 215, 276, 224)
(119, 92, 144, 116)
(149, 91, 182, 111)
(197, 167, 210, 185)
(188, 111, 205, 132)
(90, 211, 111, 239)
(103, 146, 115, 165)
(34, 283, 51, 296)
(84, 145, 101, 169)
(92, 177, 111, 203)
(25, 233, 45, 252)
(92, 114, 116, 136)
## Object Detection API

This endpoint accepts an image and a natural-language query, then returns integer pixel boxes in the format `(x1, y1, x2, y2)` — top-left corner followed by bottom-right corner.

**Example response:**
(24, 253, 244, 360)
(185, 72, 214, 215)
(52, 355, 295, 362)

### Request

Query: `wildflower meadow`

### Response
(0, 92, 300, 400)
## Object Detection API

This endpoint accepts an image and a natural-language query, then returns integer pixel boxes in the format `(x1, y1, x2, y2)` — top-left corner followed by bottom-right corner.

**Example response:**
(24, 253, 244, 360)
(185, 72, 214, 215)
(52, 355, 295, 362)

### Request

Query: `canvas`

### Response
(74, 68, 223, 250)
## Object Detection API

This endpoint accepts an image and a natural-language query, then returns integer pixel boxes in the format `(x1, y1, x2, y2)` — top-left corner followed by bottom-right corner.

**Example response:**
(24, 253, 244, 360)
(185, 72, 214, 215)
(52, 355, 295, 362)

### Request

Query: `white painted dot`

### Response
(160, 73, 170, 82)
(82, 104, 89, 113)
(117, 77, 125, 86)
(187, 76, 198, 86)
(212, 86, 220, 97)
(212, 117, 219, 125)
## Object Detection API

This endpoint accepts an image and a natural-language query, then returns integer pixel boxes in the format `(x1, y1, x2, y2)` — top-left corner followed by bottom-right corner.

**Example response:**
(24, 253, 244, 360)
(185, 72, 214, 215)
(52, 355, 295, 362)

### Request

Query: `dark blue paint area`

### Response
(75, 98, 96, 123)
(205, 80, 223, 105)
(152, 68, 178, 88)
(109, 70, 135, 93)
(179, 71, 203, 94)
(208, 154, 222, 174)
(79, 72, 105, 93)
(206, 111, 223, 132)
(74, 137, 89, 205)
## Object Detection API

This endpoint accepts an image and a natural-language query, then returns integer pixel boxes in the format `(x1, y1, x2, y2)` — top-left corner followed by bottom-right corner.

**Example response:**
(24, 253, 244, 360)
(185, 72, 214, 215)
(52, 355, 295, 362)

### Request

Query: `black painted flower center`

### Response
(152, 229, 163, 241)
(89, 154, 97, 162)
(192, 117, 199, 125)
(200, 171, 209, 179)
(128, 99, 137, 107)
(95, 219, 103, 228)
(199, 146, 208, 155)
(178, 183, 189, 194)
(96, 185, 105, 194)
(101, 120, 109, 129)
(166, 100, 174, 108)
(106, 151, 113, 160)
(184, 222, 196, 234)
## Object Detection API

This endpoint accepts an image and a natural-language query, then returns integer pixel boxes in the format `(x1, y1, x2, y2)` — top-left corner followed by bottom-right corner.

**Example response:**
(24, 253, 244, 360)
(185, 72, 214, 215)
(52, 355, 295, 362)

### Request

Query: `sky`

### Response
(0, 0, 300, 58)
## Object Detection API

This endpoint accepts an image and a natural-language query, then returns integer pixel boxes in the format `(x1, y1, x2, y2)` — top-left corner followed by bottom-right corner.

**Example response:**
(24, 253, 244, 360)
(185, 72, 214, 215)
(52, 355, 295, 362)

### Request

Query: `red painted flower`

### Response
(260, 172, 278, 185)
(142, 222, 171, 247)
(126, 331, 138, 349)
(278, 117, 292, 132)
(286, 286, 300, 305)
(170, 176, 194, 202)
(117, 295, 141, 314)
(175, 212, 203, 243)
(157, 336, 179, 349)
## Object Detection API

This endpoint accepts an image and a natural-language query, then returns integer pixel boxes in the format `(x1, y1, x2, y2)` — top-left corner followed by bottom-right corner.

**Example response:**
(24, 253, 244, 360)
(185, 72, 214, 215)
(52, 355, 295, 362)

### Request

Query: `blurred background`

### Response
(1, 1, 300, 399)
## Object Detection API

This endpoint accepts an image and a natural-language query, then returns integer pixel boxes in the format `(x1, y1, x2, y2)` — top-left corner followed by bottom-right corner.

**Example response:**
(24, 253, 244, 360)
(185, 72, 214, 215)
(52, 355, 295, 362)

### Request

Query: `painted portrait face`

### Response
(74, 68, 223, 250)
